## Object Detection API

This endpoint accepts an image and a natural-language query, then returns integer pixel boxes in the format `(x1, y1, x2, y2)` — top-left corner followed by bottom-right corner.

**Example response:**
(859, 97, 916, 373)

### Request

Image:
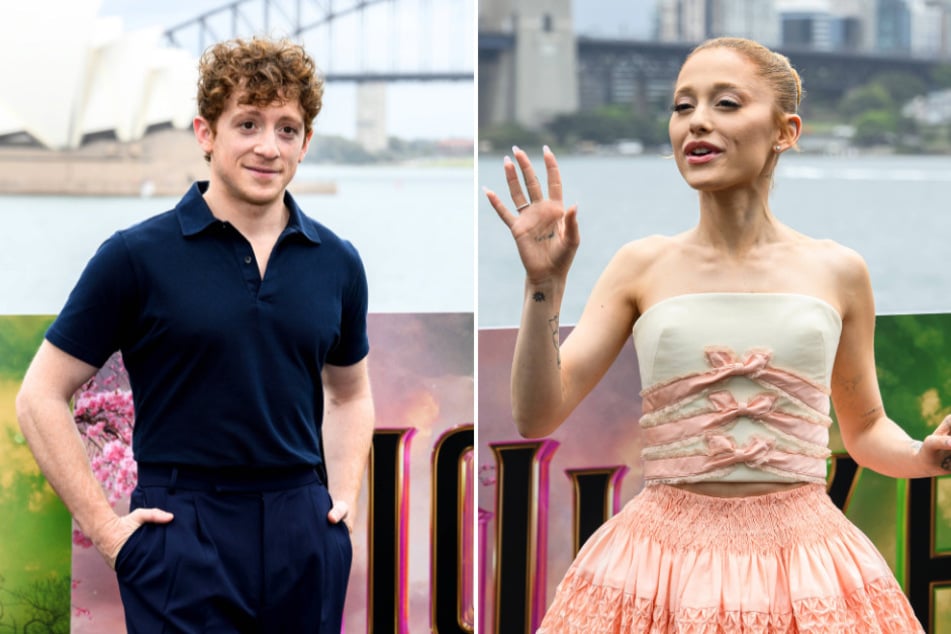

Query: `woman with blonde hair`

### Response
(485, 37, 945, 631)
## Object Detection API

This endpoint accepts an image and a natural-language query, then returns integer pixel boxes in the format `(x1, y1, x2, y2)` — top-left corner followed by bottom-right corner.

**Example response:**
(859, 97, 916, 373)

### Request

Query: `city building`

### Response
(655, 0, 951, 58)
(877, 0, 912, 53)
(775, 0, 862, 51)
(655, 0, 779, 45)
(909, 0, 947, 57)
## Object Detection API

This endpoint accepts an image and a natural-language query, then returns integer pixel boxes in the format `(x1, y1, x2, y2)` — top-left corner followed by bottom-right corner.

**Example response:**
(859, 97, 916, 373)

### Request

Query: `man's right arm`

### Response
(16, 340, 172, 569)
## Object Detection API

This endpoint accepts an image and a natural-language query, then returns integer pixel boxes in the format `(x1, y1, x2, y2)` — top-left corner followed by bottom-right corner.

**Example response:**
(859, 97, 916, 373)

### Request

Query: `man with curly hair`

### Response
(16, 37, 372, 632)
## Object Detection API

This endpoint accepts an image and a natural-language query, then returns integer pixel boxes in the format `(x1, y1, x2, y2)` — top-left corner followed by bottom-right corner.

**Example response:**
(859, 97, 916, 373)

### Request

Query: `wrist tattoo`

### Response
(532, 291, 546, 302)
(942, 455, 951, 472)
(548, 313, 561, 368)
(910, 440, 923, 454)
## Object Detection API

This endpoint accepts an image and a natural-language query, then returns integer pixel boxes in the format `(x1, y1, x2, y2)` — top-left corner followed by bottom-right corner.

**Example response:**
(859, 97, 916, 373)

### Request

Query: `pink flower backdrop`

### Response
(71, 355, 135, 551)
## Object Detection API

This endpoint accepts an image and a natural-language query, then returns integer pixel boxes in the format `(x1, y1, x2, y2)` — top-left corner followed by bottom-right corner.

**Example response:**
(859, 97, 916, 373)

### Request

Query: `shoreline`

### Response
(0, 129, 336, 197)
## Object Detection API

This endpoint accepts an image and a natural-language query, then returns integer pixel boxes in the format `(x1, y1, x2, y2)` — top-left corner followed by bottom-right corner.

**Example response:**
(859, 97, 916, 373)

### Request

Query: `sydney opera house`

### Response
(0, 0, 196, 150)
(0, 0, 206, 195)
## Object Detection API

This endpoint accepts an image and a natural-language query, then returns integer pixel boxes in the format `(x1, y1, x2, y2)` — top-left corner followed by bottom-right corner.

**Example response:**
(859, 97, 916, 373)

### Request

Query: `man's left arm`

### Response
(322, 357, 375, 531)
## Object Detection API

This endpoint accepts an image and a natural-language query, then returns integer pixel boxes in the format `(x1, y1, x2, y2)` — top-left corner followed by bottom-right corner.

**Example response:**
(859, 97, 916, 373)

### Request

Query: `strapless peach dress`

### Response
(536, 294, 923, 633)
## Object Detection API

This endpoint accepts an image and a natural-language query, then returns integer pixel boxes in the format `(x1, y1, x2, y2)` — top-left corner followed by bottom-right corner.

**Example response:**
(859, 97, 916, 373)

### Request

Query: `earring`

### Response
(774, 145, 782, 152)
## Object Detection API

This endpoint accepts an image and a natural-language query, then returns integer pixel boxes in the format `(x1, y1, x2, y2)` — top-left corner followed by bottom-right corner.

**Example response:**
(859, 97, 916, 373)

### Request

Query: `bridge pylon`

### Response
(479, 0, 578, 131)
(356, 82, 388, 154)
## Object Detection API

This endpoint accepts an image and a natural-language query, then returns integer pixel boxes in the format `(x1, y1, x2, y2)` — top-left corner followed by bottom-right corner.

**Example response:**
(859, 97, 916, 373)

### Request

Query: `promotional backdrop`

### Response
(478, 314, 951, 634)
(0, 312, 473, 633)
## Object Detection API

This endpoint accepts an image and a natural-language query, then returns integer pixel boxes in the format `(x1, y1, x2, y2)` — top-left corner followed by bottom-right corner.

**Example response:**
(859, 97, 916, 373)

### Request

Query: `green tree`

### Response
(305, 134, 376, 164)
(478, 123, 547, 154)
(839, 83, 894, 119)
(931, 64, 951, 90)
(547, 105, 665, 147)
(852, 109, 898, 146)
(870, 71, 927, 105)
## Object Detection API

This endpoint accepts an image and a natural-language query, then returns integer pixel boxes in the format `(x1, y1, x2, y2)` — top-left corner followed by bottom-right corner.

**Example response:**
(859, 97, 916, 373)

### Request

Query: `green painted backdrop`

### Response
(0, 316, 72, 633)
(836, 313, 951, 631)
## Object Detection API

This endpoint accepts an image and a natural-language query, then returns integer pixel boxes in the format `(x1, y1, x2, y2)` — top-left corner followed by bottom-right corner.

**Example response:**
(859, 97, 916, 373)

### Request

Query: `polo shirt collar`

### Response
(176, 181, 322, 245)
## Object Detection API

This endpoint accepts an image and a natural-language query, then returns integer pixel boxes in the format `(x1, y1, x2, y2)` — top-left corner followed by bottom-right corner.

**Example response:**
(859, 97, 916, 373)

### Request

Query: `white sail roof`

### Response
(0, 0, 197, 149)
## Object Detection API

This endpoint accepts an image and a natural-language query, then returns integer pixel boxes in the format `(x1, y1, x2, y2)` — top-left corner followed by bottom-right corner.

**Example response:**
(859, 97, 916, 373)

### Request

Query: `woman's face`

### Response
(669, 47, 786, 193)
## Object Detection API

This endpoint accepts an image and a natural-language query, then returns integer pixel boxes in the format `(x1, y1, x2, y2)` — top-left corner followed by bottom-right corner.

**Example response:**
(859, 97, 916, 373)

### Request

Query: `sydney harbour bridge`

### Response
(0, 0, 473, 153)
(161, 0, 474, 151)
(478, 0, 947, 130)
(163, 0, 473, 83)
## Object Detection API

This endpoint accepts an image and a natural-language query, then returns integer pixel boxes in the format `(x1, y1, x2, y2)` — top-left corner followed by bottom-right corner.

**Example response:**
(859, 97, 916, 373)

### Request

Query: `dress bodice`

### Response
(632, 293, 843, 484)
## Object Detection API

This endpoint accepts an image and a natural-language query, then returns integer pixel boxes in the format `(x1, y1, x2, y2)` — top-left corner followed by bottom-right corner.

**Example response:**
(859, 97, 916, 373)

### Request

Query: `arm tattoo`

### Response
(548, 313, 561, 368)
(532, 291, 546, 302)
(942, 455, 951, 472)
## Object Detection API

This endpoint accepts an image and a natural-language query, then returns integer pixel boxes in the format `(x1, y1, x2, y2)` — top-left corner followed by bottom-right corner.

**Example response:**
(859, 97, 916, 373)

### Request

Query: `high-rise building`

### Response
(877, 0, 912, 53)
(656, 0, 708, 42)
(778, 0, 864, 52)
(656, 0, 951, 57)
(909, 0, 947, 56)
(719, 0, 781, 43)
(656, 0, 779, 44)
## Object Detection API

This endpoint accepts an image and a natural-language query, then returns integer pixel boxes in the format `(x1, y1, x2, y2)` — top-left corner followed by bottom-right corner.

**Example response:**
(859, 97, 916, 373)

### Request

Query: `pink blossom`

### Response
(73, 353, 138, 543)
(478, 464, 497, 486)
(85, 421, 106, 439)
(72, 528, 94, 549)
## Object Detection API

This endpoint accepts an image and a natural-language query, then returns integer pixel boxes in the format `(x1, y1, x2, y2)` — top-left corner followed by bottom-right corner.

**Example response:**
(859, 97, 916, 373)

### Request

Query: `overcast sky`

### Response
(100, 0, 655, 37)
(98, 0, 475, 141)
(96, 0, 655, 140)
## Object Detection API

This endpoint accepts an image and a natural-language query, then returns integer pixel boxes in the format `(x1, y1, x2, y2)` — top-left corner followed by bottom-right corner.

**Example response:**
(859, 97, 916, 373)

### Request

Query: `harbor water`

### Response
(0, 164, 474, 316)
(479, 152, 951, 327)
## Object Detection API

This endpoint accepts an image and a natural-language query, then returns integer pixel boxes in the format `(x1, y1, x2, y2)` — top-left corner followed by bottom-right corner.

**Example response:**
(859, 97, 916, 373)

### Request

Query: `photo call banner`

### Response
(0, 312, 474, 634)
(479, 313, 951, 634)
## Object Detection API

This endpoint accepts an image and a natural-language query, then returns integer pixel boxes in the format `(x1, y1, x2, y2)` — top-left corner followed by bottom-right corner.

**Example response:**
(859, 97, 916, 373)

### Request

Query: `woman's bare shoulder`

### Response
(603, 235, 689, 314)
(790, 235, 873, 318)
(613, 233, 686, 268)
(804, 236, 870, 285)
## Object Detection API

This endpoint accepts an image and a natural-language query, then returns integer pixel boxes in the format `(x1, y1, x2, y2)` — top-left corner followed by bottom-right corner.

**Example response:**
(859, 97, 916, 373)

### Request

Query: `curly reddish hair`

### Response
(197, 37, 324, 137)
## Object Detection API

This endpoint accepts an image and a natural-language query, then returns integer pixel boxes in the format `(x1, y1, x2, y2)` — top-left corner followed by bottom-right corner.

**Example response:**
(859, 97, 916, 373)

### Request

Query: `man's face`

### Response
(194, 92, 312, 209)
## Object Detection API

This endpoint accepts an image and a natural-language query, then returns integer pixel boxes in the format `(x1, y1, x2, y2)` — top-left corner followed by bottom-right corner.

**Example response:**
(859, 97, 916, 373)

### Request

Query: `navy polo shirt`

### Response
(47, 182, 369, 468)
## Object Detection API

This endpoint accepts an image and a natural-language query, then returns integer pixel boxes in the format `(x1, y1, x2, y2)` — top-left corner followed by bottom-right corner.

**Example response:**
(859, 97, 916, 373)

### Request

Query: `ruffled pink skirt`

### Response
(537, 484, 923, 633)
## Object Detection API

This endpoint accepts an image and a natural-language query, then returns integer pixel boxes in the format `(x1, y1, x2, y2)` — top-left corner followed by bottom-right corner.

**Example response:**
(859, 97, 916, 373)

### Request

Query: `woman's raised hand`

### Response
(484, 146, 580, 285)
(917, 415, 951, 473)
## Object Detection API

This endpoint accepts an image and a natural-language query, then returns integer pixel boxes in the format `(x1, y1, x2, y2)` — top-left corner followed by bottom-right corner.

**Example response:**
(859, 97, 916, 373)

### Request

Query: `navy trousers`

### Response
(114, 465, 352, 633)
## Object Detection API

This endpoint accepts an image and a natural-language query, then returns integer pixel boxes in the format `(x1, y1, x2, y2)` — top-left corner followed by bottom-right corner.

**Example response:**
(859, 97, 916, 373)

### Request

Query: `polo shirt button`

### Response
(244, 256, 252, 264)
